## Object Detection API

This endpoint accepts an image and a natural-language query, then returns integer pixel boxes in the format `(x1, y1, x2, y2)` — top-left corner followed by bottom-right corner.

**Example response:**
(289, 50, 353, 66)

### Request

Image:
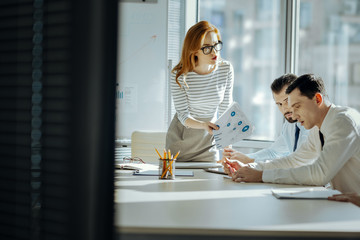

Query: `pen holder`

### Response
(159, 158, 175, 180)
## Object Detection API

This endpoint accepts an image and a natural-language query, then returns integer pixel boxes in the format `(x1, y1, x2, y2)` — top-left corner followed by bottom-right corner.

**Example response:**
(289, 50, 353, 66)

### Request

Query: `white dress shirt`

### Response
(247, 121, 309, 162)
(253, 104, 360, 193)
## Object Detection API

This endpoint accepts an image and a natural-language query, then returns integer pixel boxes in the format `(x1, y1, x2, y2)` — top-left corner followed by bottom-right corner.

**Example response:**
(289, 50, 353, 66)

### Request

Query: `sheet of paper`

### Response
(175, 162, 222, 169)
(271, 187, 341, 199)
(116, 163, 159, 171)
(133, 169, 194, 176)
(213, 102, 254, 149)
(204, 168, 227, 175)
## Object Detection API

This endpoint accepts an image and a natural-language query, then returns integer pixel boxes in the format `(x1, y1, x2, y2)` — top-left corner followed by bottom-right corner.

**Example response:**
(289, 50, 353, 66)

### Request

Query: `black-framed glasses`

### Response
(200, 41, 223, 55)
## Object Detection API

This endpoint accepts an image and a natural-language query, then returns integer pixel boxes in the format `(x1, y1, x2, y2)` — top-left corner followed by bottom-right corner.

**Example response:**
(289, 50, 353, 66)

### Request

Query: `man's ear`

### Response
(315, 93, 323, 105)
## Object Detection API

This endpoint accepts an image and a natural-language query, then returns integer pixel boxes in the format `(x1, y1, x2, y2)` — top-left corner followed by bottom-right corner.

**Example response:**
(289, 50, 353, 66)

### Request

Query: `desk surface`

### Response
(114, 169, 360, 239)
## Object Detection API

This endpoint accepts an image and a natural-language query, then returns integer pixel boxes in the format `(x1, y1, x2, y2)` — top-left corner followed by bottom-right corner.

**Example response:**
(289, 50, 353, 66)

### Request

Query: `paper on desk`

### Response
(116, 163, 159, 171)
(133, 169, 194, 176)
(175, 162, 222, 169)
(213, 102, 254, 149)
(204, 167, 227, 175)
(271, 187, 341, 199)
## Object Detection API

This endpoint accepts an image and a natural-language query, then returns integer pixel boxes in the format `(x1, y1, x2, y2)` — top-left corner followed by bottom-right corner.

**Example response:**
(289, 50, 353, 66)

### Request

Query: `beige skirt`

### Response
(165, 114, 219, 162)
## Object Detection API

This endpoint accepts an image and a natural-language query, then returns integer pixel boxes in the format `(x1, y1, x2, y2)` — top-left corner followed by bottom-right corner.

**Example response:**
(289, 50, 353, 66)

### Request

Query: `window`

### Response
(298, 0, 360, 112)
(199, 0, 284, 141)
(116, 0, 360, 145)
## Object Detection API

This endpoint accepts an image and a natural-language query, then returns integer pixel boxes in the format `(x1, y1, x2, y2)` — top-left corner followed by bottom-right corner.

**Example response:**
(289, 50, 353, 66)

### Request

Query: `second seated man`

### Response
(222, 73, 310, 165)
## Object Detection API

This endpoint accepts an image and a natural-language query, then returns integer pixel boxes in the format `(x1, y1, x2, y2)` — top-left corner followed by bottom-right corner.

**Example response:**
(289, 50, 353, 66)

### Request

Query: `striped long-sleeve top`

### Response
(171, 60, 234, 126)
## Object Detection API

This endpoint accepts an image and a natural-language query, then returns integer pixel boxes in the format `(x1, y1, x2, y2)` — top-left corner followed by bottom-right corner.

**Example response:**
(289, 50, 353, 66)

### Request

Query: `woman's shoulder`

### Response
(219, 59, 231, 65)
(217, 59, 233, 72)
(171, 71, 184, 79)
(170, 71, 182, 83)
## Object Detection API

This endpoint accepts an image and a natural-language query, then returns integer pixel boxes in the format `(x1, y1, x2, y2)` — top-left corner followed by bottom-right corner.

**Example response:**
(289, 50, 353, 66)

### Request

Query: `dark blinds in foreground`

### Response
(0, 1, 72, 238)
(0, 0, 117, 239)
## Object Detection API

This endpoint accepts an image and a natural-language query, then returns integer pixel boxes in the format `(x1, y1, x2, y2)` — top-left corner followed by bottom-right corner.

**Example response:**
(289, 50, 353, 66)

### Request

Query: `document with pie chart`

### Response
(213, 102, 254, 149)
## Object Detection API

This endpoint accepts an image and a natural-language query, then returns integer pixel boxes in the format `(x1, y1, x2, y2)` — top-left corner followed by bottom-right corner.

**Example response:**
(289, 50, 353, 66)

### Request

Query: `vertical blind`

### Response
(0, 0, 117, 239)
(167, 0, 185, 126)
(0, 1, 73, 238)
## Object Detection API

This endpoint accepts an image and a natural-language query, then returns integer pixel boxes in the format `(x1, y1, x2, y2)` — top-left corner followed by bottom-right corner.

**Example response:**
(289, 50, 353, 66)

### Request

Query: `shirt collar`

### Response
(320, 104, 336, 135)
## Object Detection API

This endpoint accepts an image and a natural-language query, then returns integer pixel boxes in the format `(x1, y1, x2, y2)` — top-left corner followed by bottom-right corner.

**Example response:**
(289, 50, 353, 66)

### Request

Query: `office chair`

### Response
(131, 131, 167, 164)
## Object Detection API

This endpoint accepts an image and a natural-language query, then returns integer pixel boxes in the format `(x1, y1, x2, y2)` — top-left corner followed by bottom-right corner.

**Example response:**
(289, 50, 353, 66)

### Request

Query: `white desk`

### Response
(114, 169, 360, 240)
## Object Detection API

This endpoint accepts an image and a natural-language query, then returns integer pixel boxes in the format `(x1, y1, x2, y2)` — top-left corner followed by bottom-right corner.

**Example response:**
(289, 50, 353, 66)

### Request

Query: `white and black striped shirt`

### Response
(171, 60, 234, 125)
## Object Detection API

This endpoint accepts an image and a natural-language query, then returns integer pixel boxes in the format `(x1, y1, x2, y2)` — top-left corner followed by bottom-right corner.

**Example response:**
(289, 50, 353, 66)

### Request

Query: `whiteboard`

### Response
(116, 0, 168, 139)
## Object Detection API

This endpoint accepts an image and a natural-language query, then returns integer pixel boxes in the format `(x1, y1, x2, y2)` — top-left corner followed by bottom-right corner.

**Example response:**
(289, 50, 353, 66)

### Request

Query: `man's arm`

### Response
(230, 128, 320, 183)
(260, 118, 360, 186)
(254, 127, 320, 171)
(221, 122, 291, 164)
(222, 147, 254, 164)
(246, 122, 290, 162)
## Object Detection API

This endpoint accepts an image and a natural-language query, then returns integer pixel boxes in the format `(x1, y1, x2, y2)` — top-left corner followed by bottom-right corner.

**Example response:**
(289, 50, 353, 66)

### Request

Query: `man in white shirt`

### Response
(222, 73, 309, 163)
(225, 74, 360, 194)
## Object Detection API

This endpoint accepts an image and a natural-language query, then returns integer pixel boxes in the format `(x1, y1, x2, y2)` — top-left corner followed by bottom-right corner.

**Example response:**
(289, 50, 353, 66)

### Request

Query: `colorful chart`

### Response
(213, 102, 254, 149)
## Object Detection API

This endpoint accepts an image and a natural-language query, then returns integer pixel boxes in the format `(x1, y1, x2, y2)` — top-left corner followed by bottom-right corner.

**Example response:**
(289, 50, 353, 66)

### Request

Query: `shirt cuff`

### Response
(249, 162, 263, 170)
(262, 169, 276, 183)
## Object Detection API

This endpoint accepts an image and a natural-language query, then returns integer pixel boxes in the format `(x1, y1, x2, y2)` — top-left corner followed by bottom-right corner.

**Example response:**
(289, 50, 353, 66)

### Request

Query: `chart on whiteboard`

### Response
(213, 102, 254, 149)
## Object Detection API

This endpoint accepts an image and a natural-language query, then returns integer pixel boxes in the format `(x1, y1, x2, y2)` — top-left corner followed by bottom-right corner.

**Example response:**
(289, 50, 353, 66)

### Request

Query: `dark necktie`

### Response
(293, 125, 300, 151)
(319, 131, 324, 150)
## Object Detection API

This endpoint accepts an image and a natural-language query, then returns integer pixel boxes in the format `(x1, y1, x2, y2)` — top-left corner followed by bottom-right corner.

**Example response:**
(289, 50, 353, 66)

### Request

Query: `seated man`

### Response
(222, 73, 309, 164)
(225, 74, 360, 194)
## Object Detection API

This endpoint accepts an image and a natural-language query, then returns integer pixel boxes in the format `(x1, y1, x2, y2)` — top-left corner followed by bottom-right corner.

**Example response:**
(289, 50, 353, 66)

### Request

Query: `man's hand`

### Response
(328, 193, 360, 207)
(222, 147, 254, 164)
(222, 158, 243, 176)
(231, 151, 255, 164)
(217, 147, 234, 163)
(231, 166, 263, 183)
(222, 147, 235, 159)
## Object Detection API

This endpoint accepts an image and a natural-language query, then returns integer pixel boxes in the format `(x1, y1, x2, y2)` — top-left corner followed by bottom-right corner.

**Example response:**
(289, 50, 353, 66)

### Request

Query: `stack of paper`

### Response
(271, 187, 341, 199)
(133, 169, 194, 176)
(175, 162, 222, 169)
(116, 163, 159, 171)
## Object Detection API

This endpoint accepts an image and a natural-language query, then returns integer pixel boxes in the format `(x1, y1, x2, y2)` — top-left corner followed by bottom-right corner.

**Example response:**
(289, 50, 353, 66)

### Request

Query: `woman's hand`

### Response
(184, 119, 218, 134)
(202, 121, 219, 134)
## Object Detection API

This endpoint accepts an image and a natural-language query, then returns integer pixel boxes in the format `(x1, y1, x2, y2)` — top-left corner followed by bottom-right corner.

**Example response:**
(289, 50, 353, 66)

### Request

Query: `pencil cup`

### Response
(159, 158, 175, 180)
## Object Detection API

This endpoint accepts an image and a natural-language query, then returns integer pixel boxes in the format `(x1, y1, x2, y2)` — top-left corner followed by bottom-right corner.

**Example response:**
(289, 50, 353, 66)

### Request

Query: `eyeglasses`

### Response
(200, 41, 223, 55)
(122, 156, 145, 164)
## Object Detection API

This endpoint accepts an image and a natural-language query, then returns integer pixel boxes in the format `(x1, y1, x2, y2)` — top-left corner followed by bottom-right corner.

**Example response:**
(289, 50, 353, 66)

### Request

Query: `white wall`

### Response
(116, 0, 168, 139)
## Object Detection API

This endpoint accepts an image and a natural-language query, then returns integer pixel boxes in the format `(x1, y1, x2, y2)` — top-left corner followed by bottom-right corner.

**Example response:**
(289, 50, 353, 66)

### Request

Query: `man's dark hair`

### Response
(285, 74, 327, 99)
(271, 73, 298, 94)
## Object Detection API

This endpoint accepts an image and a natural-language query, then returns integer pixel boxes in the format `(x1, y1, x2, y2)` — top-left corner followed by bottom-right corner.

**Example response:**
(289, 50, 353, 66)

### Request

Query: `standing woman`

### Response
(166, 21, 234, 162)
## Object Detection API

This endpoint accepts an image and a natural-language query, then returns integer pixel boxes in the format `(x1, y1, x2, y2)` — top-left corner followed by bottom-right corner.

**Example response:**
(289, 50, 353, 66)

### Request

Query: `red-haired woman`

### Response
(166, 21, 234, 162)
